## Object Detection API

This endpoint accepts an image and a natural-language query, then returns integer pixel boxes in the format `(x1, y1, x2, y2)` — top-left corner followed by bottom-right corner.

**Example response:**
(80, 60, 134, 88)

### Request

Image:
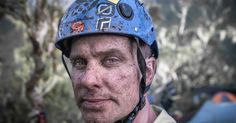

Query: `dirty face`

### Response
(69, 35, 140, 123)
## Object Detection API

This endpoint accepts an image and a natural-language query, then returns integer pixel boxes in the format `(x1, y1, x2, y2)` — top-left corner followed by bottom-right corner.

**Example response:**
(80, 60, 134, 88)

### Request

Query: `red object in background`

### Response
(212, 92, 236, 104)
(37, 112, 47, 123)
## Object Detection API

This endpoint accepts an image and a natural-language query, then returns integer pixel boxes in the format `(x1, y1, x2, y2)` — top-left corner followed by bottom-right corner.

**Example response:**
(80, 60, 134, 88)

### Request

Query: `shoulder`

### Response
(152, 105, 176, 123)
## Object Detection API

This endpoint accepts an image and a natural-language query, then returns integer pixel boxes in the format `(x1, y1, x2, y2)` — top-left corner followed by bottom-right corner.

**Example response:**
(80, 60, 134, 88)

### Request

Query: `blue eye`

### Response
(103, 57, 120, 66)
(71, 58, 87, 69)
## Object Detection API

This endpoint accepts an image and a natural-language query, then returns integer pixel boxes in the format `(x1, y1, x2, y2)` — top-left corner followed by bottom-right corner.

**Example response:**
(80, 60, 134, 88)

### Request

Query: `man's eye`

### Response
(71, 58, 87, 69)
(102, 57, 120, 66)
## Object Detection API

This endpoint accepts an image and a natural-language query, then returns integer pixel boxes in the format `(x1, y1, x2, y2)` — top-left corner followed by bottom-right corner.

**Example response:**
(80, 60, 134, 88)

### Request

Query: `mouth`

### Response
(80, 98, 111, 110)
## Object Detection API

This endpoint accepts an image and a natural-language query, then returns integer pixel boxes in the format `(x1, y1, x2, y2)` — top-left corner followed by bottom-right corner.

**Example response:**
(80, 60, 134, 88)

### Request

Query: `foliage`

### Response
(0, 0, 235, 122)
(148, 0, 236, 115)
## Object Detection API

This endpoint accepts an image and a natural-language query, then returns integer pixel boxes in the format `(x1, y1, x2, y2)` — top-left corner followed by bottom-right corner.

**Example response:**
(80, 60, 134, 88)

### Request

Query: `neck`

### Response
(132, 96, 157, 123)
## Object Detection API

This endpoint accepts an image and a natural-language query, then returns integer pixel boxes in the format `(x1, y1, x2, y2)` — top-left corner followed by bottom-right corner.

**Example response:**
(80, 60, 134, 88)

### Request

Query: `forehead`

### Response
(70, 35, 132, 55)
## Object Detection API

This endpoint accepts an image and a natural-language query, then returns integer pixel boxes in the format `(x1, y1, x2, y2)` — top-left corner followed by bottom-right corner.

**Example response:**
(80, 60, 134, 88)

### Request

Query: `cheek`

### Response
(71, 72, 79, 87)
(105, 66, 140, 114)
(70, 72, 84, 95)
(105, 65, 139, 96)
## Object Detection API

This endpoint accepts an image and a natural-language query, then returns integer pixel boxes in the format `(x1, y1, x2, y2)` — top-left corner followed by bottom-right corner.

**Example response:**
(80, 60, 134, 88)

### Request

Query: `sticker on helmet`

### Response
(96, 17, 111, 30)
(107, 0, 119, 4)
(97, 3, 114, 16)
(71, 21, 85, 33)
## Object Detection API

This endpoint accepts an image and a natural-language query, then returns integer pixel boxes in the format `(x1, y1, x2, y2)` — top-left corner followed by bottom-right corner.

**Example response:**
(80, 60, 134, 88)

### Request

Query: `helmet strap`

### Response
(116, 39, 148, 123)
(61, 53, 72, 79)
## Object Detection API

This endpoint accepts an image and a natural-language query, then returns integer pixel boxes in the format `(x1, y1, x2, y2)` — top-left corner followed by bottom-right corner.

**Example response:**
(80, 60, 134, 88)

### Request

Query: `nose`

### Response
(74, 63, 102, 90)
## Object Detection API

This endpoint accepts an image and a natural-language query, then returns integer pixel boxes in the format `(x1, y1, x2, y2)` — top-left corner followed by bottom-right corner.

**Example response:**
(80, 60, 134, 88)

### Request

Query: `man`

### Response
(55, 0, 176, 122)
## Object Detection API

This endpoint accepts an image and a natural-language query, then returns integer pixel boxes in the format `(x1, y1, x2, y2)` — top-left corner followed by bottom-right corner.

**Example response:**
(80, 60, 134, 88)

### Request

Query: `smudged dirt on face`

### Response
(70, 34, 140, 122)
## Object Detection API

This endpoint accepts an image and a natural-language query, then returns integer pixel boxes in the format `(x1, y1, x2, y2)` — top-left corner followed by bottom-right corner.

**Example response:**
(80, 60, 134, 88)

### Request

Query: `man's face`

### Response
(69, 35, 140, 123)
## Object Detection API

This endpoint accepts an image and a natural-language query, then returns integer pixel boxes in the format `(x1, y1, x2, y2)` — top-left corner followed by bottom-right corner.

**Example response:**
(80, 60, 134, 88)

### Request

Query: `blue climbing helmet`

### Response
(55, 0, 158, 58)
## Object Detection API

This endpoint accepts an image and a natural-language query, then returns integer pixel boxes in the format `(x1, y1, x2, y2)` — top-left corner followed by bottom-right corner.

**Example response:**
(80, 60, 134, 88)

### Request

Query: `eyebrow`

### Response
(70, 48, 127, 60)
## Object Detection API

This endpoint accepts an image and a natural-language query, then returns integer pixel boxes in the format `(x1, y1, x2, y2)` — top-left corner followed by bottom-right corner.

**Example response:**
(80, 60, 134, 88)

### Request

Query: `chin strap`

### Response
(116, 40, 149, 123)
(61, 53, 72, 79)
(119, 94, 145, 123)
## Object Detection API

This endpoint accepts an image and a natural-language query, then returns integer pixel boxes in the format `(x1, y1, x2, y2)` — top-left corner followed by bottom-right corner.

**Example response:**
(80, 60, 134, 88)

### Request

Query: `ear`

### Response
(145, 57, 157, 86)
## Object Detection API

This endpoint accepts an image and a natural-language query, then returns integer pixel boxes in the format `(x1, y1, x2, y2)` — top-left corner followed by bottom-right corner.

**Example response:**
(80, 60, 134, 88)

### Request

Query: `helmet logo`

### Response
(107, 0, 119, 4)
(71, 21, 85, 33)
(97, 3, 115, 16)
(96, 17, 111, 30)
(96, 3, 114, 30)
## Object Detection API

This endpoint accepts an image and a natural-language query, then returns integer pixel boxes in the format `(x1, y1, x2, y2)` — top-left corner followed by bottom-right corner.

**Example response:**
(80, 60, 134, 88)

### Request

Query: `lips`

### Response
(80, 98, 110, 110)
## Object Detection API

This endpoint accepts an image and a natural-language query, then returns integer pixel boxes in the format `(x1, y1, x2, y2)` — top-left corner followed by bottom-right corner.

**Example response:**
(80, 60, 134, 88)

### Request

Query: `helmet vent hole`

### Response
(118, 3, 134, 20)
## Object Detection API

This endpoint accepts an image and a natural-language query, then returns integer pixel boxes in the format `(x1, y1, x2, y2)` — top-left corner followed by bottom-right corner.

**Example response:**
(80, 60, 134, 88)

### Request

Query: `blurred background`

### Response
(0, 0, 236, 123)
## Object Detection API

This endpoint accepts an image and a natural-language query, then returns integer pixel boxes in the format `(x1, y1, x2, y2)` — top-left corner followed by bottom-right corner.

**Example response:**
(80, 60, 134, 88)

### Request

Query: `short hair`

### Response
(128, 37, 152, 59)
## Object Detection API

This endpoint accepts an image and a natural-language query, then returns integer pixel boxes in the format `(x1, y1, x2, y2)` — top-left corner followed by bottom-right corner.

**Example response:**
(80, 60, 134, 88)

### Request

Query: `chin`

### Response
(82, 113, 115, 123)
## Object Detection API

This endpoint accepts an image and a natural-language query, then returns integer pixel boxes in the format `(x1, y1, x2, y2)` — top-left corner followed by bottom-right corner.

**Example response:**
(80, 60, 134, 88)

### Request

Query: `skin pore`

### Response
(69, 34, 157, 123)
